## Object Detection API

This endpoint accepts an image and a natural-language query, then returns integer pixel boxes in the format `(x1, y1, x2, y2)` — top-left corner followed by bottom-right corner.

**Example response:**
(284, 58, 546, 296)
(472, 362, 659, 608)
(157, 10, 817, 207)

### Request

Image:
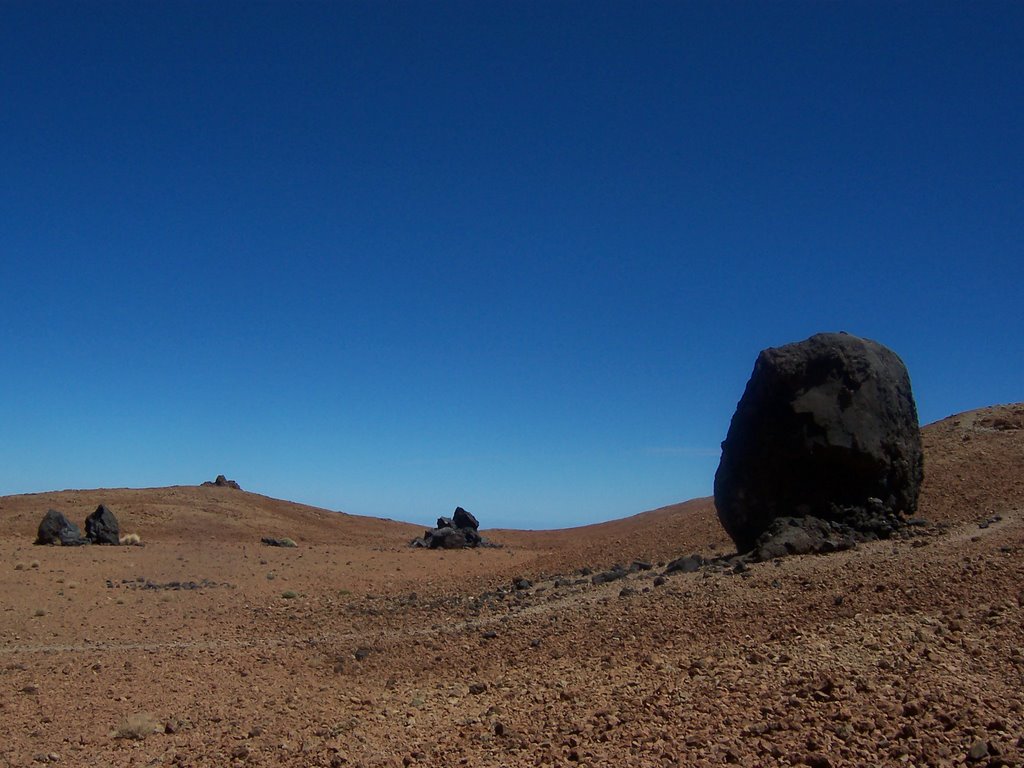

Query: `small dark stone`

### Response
(653, 575, 667, 587)
(628, 560, 653, 572)
(513, 578, 532, 590)
(468, 682, 487, 695)
(591, 567, 628, 586)
(618, 587, 636, 598)
(481, 630, 497, 639)
(353, 647, 371, 662)
(968, 741, 990, 762)
(665, 555, 704, 574)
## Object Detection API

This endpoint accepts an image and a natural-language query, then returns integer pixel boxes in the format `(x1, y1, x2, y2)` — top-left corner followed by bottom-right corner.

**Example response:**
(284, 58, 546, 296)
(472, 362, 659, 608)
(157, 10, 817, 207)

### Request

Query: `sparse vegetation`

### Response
(119, 533, 141, 545)
(113, 712, 162, 740)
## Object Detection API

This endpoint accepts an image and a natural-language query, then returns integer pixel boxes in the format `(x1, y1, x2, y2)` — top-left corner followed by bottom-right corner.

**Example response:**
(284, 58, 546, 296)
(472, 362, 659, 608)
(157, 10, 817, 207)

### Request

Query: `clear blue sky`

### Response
(1, 2, 1021, 529)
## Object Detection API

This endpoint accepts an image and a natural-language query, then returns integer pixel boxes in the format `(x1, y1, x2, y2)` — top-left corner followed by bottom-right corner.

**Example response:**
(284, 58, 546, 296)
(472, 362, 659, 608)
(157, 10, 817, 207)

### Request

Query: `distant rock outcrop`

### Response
(85, 504, 120, 545)
(411, 506, 494, 549)
(35, 509, 87, 546)
(714, 332, 924, 556)
(202, 474, 241, 490)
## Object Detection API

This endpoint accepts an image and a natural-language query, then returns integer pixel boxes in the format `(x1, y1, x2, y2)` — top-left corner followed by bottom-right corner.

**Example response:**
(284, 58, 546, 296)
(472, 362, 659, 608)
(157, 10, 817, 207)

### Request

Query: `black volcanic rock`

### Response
(202, 474, 241, 490)
(410, 506, 491, 549)
(714, 332, 923, 554)
(35, 509, 87, 546)
(85, 504, 120, 545)
(453, 506, 479, 530)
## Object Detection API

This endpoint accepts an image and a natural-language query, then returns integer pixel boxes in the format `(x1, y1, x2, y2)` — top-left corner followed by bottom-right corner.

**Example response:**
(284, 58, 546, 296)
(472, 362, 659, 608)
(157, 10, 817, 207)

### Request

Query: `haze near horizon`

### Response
(1, 2, 1021, 529)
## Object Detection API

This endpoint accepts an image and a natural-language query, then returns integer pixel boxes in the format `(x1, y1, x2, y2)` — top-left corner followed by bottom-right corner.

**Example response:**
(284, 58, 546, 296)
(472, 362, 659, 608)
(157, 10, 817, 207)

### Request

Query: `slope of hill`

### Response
(0, 402, 1021, 767)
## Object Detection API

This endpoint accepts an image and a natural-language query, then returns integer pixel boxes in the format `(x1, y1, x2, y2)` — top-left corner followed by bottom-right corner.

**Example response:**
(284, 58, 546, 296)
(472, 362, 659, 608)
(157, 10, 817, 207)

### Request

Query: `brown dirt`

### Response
(1, 402, 1022, 767)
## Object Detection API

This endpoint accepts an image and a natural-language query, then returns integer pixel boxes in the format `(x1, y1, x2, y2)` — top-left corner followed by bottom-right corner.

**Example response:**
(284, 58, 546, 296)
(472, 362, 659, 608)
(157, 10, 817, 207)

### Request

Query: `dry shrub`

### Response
(113, 712, 162, 740)
(119, 533, 141, 546)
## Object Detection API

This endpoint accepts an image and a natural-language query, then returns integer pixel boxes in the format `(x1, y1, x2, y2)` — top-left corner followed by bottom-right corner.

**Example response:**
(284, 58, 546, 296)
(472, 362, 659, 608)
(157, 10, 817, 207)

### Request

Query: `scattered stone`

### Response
(481, 630, 497, 640)
(35, 510, 87, 546)
(653, 575, 667, 587)
(513, 578, 532, 590)
(354, 647, 372, 662)
(468, 682, 487, 695)
(618, 587, 636, 598)
(84, 504, 120, 545)
(715, 332, 923, 554)
(628, 560, 653, 572)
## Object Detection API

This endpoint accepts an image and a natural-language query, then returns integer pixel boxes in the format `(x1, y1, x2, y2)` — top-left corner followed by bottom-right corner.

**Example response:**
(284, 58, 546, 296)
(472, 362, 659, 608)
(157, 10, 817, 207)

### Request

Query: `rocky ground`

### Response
(1, 403, 1022, 768)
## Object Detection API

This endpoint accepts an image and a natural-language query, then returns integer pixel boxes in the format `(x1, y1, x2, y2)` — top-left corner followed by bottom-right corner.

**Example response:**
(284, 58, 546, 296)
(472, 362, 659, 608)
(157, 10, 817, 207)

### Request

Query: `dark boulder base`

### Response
(85, 504, 120, 544)
(715, 332, 924, 554)
(36, 509, 87, 546)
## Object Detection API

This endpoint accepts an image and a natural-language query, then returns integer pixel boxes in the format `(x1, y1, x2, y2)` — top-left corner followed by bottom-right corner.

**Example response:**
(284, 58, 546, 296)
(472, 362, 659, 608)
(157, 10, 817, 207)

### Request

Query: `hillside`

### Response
(0, 402, 1021, 767)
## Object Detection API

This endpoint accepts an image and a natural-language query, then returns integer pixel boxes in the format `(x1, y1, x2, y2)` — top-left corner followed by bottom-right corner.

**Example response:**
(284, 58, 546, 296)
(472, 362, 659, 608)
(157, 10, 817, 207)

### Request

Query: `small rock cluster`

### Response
(35, 505, 121, 546)
(411, 506, 494, 549)
(201, 474, 241, 489)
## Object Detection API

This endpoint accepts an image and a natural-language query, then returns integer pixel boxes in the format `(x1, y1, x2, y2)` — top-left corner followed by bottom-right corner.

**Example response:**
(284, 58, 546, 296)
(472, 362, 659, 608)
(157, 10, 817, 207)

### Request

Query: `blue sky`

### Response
(1, 1, 1021, 529)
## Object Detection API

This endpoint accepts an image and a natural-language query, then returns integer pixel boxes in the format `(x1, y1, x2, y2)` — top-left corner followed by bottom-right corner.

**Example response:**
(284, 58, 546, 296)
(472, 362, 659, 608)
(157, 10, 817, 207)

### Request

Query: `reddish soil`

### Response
(1, 403, 1022, 767)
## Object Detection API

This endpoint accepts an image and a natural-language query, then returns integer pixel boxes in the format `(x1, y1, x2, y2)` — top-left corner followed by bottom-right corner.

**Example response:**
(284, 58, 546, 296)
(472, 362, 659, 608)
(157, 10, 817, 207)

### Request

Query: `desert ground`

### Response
(1, 403, 1022, 768)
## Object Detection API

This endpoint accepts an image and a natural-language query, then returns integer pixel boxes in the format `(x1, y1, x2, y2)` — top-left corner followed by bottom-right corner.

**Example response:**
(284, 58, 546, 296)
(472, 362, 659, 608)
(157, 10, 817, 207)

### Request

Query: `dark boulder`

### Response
(411, 506, 489, 549)
(426, 527, 468, 549)
(202, 474, 241, 490)
(453, 506, 479, 530)
(85, 504, 120, 545)
(715, 332, 924, 553)
(35, 509, 87, 546)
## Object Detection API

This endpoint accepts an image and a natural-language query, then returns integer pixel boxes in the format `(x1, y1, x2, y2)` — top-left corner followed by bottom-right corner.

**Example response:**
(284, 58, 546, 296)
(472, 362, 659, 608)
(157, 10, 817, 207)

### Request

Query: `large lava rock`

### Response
(35, 509, 87, 546)
(714, 332, 923, 554)
(85, 504, 120, 544)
